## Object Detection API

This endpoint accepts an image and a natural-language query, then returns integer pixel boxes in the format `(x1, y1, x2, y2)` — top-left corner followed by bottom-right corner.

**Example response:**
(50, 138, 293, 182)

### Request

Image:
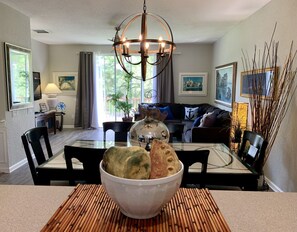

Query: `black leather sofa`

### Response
(135, 103, 231, 147)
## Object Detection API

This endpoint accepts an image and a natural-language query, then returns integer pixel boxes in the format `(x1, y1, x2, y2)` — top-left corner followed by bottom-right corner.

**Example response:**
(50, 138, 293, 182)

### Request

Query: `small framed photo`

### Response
(178, 73, 208, 96)
(215, 62, 237, 107)
(53, 72, 78, 95)
(240, 67, 278, 99)
(39, 103, 48, 112)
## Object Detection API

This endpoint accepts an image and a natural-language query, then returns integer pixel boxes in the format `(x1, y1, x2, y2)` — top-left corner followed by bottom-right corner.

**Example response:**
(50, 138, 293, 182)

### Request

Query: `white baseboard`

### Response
(265, 177, 283, 192)
(0, 158, 27, 173)
(63, 125, 75, 129)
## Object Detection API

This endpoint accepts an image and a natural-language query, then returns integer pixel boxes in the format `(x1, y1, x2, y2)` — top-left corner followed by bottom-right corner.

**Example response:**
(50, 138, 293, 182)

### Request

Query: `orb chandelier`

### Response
(112, 0, 176, 81)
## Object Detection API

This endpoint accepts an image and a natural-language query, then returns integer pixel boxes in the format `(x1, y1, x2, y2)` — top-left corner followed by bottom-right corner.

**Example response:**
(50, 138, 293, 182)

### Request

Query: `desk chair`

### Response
(175, 150, 209, 188)
(103, 121, 134, 142)
(238, 130, 268, 174)
(64, 145, 105, 185)
(21, 127, 53, 185)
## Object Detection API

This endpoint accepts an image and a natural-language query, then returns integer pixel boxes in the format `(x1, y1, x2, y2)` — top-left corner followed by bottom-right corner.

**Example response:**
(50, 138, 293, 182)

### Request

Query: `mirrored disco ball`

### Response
(129, 116, 170, 150)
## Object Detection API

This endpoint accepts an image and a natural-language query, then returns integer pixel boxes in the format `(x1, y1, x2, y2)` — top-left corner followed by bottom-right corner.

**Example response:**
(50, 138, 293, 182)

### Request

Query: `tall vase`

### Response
(129, 116, 170, 150)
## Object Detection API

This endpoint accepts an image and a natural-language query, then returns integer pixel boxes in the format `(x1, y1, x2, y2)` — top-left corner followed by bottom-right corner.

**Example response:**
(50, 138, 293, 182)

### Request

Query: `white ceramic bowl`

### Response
(99, 160, 184, 219)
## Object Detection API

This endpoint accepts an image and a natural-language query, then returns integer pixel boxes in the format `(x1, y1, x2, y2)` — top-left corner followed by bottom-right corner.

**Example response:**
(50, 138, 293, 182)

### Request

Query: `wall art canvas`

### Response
(215, 62, 237, 107)
(53, 72, 78, 95)
(178, 73, 208, 96)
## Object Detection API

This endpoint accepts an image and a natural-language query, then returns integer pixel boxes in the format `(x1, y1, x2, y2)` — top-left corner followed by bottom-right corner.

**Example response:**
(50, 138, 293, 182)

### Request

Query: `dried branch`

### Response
(242, 25, 297, 169)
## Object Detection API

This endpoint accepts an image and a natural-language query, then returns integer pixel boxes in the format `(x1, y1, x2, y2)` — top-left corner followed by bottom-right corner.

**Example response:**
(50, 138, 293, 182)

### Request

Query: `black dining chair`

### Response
(175, 150, 209, 188)
(64, 145, 105, 185)
(238, 130, 268, 174)
(166, 123, 185, 142)
(103, 121, 134, 142)
(21, 127, 53, 185)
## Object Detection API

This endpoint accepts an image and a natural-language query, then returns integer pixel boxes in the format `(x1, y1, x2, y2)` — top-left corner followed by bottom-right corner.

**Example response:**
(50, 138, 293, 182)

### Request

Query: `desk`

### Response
(37, 141, 258, 189)
(0, 185, 296, 232)
(35, 111, 56, 134)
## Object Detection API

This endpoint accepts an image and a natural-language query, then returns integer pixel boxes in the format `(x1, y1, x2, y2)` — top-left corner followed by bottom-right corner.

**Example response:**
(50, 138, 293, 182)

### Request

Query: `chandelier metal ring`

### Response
(112, 1, 176, 81)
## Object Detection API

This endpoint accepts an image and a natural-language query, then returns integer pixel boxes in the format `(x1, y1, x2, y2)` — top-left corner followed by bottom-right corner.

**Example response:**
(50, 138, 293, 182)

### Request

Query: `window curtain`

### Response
(74, 52, 98, 129)
(155, 54, 174, 103)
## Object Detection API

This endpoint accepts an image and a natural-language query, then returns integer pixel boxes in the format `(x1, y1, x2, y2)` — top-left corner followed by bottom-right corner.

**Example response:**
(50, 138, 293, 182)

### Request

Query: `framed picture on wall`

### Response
(53, 72, 78, 95)
(215, 62, 237, 107)
(240, 67, 278, 99)
(178, 73, 208, 96)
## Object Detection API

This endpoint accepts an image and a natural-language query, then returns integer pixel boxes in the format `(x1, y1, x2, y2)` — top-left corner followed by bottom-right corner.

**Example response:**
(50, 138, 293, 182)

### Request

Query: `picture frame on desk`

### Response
(39, 103, 48, 113)
(53, 72, 78, 95)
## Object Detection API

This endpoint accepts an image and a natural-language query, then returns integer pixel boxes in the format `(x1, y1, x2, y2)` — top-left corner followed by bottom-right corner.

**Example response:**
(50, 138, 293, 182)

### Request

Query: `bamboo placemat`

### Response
(41, 184, 230, 232)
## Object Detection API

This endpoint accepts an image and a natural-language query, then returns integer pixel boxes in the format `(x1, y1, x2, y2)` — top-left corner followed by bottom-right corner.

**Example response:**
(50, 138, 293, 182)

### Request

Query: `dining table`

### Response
(0, 184, 296, 232)
(36, 140, 259, 190)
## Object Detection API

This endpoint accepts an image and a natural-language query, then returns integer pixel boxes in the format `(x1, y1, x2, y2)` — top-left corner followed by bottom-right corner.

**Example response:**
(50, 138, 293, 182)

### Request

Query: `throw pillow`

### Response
(199, 111, 216, 127)
(192, 115, 203, 128)
(184, 107, 199, 120)
(159, 106, 174, 120)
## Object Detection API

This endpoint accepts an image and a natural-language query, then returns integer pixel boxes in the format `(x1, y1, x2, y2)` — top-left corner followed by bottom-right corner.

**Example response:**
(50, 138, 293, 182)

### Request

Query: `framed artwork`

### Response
(33, 72, 42, 101)
(215, 62, 237, 107)
(240, 67, 278, 98)
(53, 72, 78, 95)
(178, 73, 208, 96)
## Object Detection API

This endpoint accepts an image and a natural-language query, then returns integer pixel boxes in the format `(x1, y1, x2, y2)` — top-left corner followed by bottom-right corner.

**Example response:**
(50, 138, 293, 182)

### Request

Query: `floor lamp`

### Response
(44, 83, 62, 110)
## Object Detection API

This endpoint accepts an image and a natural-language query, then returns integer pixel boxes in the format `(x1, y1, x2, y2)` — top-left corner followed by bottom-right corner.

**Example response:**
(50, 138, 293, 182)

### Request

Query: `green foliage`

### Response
(108, 72, 134, 119)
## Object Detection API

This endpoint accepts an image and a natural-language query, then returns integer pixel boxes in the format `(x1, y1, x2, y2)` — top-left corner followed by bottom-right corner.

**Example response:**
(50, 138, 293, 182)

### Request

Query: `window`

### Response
(94, 54, 155, 125)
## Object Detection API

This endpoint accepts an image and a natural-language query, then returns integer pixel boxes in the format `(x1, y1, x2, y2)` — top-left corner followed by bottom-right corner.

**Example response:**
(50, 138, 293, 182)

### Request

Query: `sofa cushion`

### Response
(159, 106, 174, 120)
(199, 111, 216, 127)
(184, 107, 199, 120)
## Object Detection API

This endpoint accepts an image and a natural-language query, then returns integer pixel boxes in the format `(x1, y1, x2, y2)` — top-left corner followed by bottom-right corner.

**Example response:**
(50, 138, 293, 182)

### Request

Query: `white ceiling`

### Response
(0, 0, 271, 45)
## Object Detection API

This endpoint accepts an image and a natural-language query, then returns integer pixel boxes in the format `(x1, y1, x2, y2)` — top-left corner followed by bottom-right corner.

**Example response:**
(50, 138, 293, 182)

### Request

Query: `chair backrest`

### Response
(21, 127, 53, 185)
(175, 150, 209, 188)
(191, 127, 230, 147)
(238, 130, 268, 174)
(166, 123, 185, 142)
(64, 145, 105, 185)
(103, 121, 134, 142)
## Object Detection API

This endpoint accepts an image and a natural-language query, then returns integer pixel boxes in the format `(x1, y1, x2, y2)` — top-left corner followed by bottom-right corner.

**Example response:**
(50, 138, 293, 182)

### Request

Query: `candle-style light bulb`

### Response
(122, 37, 127, 55)
(139, 35, 142, 41)
(145, 42, 149, 56)
(161, 42, 165, 53)
(158, 36, 163, 53)
(126, 42, 130, 55)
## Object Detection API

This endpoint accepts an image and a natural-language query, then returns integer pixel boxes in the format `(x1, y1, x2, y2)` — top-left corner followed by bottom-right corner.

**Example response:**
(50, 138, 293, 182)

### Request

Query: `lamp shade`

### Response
(44, 83, 62, 97)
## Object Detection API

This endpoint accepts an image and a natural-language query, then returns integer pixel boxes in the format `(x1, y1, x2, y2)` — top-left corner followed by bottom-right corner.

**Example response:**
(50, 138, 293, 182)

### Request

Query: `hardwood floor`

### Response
(0, 128, 105, 185)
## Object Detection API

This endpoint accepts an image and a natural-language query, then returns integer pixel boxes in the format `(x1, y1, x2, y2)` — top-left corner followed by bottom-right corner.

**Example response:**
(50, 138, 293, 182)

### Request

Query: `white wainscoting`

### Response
(0, 120, 8, 173)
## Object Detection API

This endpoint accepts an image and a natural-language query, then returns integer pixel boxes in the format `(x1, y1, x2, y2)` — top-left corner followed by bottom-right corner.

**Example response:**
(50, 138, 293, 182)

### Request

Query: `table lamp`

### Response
(44, 83, 62, 110)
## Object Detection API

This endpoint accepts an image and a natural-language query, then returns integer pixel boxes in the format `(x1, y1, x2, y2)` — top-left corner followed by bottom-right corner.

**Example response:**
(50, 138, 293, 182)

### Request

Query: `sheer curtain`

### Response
(74, 52, 99, 129)
(155, 54, 174, 103)
(93, 53, 107, 127)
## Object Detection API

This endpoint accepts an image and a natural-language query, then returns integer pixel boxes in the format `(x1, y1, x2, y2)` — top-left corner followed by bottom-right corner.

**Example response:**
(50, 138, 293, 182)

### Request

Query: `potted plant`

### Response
(108, 73, 134, 122)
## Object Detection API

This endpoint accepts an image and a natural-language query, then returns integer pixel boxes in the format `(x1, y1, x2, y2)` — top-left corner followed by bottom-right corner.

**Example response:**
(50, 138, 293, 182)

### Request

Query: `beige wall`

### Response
(173, 43, 213, 105)
(47, 44, 213, 126)
(213, 0, 297, 191)
(0, 2, 34, 170)
(31, 40, 50, 112)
